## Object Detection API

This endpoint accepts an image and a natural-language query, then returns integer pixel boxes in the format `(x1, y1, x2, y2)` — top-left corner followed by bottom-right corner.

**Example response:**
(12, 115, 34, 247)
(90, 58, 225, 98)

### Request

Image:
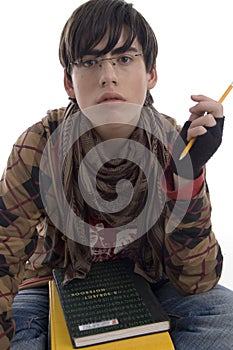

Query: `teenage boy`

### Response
(0, 1, 233, 349)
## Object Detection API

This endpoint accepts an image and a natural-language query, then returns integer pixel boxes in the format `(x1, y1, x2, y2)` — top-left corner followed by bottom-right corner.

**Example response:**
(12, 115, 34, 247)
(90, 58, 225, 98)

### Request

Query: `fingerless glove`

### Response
(169, 117, 225, 179)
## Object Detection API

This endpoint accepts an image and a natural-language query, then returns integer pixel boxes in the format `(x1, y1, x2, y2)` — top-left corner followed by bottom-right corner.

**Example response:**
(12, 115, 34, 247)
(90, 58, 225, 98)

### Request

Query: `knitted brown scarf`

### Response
(54, 102, 169, 284)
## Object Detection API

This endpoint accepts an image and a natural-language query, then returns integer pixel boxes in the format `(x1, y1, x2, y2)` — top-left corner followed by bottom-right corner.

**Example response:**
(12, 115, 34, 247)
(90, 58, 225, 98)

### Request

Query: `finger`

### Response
(187, 125, 207, 140)
(189, 101, 223, 118)
(191, 94, 215, 103)
(187, 114, 217, 140)
(189, 113, 217, 127)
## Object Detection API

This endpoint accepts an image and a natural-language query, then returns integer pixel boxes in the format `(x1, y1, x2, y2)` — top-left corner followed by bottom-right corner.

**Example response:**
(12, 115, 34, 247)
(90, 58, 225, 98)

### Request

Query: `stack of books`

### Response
(49, 258, 174, 349)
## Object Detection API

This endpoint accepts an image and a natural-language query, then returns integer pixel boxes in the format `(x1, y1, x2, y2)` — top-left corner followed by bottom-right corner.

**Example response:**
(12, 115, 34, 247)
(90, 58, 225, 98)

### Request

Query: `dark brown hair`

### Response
(59, 0, 158, 76)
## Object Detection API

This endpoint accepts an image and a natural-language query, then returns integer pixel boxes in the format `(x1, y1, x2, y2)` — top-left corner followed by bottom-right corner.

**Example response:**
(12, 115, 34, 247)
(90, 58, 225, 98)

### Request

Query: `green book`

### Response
(52, 259, 170, 348)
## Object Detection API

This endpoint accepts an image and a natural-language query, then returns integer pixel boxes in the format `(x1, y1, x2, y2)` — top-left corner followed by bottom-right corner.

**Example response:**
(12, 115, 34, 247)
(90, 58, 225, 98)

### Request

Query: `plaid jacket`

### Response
(0, 106, 223, 349)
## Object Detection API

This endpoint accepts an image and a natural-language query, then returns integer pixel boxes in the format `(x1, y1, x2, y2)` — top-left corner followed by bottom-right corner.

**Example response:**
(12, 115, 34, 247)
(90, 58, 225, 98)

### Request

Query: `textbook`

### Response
(52, 259, 170, 348)
(49, 280, 174, 350)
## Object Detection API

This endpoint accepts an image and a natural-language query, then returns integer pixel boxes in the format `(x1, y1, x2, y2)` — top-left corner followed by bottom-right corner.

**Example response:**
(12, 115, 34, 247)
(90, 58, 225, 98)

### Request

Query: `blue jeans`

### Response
(154, 282, 233, 349)
(11, 282, 233, 350)
(11, 287, 49, 350)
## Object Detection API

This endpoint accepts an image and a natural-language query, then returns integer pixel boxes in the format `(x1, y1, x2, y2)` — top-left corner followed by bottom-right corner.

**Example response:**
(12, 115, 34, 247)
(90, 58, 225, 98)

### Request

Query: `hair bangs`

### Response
(72, 3, 136, 59)
(60, 0, 158, 82)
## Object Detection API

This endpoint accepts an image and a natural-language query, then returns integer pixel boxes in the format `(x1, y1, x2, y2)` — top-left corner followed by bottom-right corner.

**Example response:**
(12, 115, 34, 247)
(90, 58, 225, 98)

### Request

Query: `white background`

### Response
(0, 0, 232, 289)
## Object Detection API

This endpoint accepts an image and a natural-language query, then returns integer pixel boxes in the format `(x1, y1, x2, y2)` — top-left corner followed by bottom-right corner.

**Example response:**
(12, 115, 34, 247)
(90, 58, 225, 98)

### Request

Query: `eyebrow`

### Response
(112, 46, 139, 55)
(84, 46, 139, 57)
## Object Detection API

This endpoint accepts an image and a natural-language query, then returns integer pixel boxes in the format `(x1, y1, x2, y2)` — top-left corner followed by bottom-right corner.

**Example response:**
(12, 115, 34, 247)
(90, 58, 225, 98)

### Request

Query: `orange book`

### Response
(49, 280, 174, 350)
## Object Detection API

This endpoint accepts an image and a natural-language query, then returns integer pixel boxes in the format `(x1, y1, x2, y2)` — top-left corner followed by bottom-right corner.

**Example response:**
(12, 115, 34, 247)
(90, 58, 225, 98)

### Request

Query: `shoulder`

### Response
(160, 113, 178, 129)
(155, 111, 180, 146)
(41, 107, 67, 134)
(148, 106, 178, 130)
(11, 107, 66, 167)
(29, 107, 67, 137)
(15, 107, 66, 144)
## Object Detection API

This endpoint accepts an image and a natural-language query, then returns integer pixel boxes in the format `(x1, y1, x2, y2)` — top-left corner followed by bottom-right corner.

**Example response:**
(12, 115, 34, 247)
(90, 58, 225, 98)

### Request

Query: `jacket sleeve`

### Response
(161, 114, 223, 295)
(163, 167, 223, 295)
(0, 124, 46, 349)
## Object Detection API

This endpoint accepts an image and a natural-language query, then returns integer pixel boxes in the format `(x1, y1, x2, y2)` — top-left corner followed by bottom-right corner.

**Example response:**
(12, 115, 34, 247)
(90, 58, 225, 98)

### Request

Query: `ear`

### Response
(147, 65, 157, 90)
(64, 69, 76, 99)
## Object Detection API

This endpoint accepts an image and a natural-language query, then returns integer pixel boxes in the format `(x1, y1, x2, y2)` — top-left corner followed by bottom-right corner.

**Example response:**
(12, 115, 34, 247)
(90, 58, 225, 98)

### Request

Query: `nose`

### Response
(98, 59, 118, 86)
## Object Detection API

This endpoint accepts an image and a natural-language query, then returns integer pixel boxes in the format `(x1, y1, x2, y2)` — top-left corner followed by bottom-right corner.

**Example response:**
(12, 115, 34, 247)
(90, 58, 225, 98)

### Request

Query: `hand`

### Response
(169, 95, 225, 179)
(187, 94, 224, 140)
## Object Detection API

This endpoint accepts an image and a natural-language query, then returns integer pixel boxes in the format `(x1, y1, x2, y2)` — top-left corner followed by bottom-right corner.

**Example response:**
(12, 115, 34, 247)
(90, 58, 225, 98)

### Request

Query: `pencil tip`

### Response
(179, 152, 185, 161)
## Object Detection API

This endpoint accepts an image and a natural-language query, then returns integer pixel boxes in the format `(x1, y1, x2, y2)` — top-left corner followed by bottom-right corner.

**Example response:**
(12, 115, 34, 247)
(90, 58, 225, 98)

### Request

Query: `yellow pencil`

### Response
(179, 82, 233, 160)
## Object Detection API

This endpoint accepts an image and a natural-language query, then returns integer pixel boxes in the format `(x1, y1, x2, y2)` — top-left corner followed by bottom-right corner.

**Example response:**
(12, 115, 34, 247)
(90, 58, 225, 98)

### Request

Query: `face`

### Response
(64, 30, 157, 139)
(64, 29, 157, 109)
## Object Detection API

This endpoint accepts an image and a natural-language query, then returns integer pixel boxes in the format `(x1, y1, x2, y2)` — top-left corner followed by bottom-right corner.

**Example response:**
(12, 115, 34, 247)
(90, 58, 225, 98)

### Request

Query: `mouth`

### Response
(100, 99, 123, 104)
(98, 93, 125, 104)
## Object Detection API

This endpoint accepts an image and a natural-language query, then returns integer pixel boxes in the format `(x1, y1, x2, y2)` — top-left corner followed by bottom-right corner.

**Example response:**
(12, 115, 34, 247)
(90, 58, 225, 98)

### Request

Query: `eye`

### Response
(117, 54, 133, 65)
(81, 58, 98, 68)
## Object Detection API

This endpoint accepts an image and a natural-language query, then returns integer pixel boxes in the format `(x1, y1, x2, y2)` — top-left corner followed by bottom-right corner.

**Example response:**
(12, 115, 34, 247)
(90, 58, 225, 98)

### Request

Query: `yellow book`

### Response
(49, 280, 174, 350)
